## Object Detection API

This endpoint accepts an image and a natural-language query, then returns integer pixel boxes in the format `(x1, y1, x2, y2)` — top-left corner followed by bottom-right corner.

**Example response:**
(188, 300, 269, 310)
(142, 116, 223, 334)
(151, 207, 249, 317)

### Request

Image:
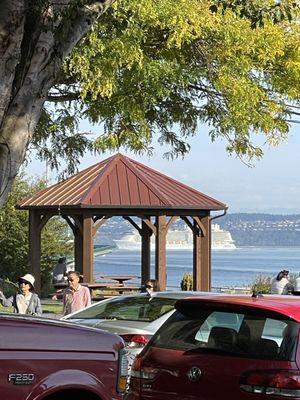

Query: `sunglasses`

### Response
(19, 280, 29, 285)
(145, 284, 153, 289)
(68, 278, 75, 282)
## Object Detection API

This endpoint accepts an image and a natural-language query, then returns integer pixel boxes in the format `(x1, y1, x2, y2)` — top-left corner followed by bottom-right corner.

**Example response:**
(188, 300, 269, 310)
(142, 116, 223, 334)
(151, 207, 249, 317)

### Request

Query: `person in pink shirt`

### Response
(63, 271, 91, 316)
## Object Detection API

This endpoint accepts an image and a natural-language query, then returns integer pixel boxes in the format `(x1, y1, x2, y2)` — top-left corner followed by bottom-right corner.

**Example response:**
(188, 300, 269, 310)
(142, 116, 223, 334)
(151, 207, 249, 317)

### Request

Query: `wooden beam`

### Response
(200, 215, 211, 291)
(193, 216, 207, 236)
(141, 220, 152, 285)
(63, 216, 76, 234)
(155, 215, 167, 290)
(142, 217, 156, 235)
(192, 219, 201, 291)
(28, 210, 42, 295)
(166, 216, 178, 231)
(74, 232, 83, 274)
(123, 216, 142, 234)
(92, 216, 107, 237)
(93, 215, 112, 225)
(39, 213, 55, 231)
(72, 215, 83, 235)
(82, 216, 94, 283)
(181, 216, 194, 232)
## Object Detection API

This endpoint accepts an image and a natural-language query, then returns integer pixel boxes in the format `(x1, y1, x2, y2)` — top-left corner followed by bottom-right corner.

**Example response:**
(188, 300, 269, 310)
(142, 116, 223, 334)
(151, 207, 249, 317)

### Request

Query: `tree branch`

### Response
(0, 0, 26, 124)
(188, 83, 222, 98)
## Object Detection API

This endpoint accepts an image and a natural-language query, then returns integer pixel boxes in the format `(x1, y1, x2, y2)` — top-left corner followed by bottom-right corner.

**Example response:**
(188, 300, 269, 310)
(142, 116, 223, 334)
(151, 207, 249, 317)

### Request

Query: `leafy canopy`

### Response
(33, 0, 300, 174)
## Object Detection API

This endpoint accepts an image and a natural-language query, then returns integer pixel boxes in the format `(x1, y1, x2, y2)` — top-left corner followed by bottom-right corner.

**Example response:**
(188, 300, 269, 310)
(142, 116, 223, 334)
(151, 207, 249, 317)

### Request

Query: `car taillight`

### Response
(129, 356, 160, 393)
(129, 357, 143, 393)
(117, 348, 128, 393)
(130, 357, 159, 380)
(240, 370, 300, 397)
(120, 334, 151, 348)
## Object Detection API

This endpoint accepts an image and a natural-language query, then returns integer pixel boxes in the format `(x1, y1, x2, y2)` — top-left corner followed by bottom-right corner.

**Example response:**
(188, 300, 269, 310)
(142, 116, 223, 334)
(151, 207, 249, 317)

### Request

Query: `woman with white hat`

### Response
(0, 273, 42, 316)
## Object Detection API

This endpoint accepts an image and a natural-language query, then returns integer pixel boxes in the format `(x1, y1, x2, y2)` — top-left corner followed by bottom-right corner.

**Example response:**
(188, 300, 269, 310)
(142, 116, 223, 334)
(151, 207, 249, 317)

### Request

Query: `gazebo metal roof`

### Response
(18, 153, 226, 210)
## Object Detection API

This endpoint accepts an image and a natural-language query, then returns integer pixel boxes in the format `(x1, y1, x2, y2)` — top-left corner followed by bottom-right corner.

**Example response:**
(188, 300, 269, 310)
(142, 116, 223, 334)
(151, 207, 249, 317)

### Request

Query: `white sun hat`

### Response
(19, 274, 35, 289)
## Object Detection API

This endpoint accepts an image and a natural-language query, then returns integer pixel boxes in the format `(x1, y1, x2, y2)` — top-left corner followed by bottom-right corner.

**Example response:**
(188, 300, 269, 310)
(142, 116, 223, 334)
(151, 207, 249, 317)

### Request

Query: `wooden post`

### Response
(193, 219, 202, 291)
(155, 215, 167, 290)
(74, 229, 83, 275)
(192, 214, 211, 291)
(29, 210, 41, 295)
(141, 220, 152, 285)
(71, 215, 83, 274)
(82, 215, 94, 283)
(200, 215, 211, 291)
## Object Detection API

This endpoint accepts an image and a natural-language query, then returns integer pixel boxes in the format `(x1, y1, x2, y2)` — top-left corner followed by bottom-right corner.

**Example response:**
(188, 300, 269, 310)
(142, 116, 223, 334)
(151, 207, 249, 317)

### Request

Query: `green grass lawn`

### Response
(0, 301, 63, 315)
(41, 301, 63, 315)
(0, 304, 13, 313)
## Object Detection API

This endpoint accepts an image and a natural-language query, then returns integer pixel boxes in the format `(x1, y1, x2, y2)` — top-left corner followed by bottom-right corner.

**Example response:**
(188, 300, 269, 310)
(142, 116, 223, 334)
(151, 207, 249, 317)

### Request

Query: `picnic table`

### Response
(52, 280, 141, 299)
(85, 281, 141, 297)
(98, 275, 140, 284)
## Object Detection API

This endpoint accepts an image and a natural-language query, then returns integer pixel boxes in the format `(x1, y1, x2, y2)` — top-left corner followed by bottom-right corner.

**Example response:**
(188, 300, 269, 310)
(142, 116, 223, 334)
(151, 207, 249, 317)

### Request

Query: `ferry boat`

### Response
(114, 224, 236, 250)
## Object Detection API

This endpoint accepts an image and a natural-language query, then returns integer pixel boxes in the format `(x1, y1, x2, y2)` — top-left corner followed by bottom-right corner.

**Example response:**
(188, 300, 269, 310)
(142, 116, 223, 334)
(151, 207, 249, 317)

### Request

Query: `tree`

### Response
(0, 0, 115, 207)
(0, 175, 72, 296)
(0, 1, 299, 206)
(212, 0, 298, 27)
(35, 0, 300, 170)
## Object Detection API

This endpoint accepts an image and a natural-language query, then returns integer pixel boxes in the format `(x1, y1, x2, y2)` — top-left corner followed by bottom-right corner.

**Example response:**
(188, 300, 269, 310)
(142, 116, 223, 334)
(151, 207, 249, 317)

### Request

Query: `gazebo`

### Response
(17, 153, 227, 294)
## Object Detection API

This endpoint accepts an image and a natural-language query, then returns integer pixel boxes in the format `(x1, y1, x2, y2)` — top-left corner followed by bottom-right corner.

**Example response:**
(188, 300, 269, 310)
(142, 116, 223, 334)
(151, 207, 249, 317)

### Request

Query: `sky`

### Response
(26, 121, 300, 215)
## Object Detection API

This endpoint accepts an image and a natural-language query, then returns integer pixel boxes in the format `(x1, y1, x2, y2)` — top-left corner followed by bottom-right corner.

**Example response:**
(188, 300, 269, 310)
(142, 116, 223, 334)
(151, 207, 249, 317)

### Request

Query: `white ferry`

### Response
(114, 224, 236, 250)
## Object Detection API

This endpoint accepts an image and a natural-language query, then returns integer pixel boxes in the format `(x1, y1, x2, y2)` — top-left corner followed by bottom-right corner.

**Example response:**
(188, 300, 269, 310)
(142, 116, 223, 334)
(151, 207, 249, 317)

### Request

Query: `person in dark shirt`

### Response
(52, 257, 67, 284)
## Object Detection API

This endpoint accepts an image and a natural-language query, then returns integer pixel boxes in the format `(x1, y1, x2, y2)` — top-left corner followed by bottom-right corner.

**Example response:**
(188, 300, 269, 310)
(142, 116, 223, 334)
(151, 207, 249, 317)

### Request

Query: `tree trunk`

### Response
(0, 0, 115, 207)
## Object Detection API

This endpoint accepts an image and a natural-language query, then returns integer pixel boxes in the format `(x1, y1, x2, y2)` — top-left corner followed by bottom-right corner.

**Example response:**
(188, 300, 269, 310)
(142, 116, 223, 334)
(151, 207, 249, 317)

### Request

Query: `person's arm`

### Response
(0, 291, 14, 307)
(62, 289, 71, 316)
(62, 289, 67, 315)
(286, 279, 294, 293)
(84, 287, 91, 307)
(62, 263, 68, 278)
(34, 296, 43, 316)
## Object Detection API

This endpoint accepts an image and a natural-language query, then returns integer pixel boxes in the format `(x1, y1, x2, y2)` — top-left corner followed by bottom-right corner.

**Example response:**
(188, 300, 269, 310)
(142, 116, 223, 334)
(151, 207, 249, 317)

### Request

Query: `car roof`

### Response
(176, 294, 300, 322)
(148, 291, 217, 299)
(62, 290, 215, 319)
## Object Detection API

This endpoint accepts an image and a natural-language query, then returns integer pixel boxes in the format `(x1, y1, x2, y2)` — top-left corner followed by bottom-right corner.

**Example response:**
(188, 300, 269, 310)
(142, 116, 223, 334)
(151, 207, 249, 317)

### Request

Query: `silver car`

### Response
(62, 291, 212, 367)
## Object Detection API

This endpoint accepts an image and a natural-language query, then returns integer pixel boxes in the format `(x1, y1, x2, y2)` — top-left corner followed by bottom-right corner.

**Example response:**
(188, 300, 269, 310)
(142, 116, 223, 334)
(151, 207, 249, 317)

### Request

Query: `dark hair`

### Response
(58, 257, 66, 263)
(276, 270, 289, 281)
(145, 279, 160, 292)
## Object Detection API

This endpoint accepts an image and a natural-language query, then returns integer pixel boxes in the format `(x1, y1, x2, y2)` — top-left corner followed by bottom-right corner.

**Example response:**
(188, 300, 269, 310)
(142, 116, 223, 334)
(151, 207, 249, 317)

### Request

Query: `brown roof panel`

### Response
(130, 158, 223, 208)
(117, 162, 131, 204)
(18, 153, 226, 210)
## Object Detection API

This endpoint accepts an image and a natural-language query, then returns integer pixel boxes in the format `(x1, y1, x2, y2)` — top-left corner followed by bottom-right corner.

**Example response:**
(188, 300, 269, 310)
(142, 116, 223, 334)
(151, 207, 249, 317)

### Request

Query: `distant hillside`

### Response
(95, 214, 300, 247)
(218, 213, 300, 247)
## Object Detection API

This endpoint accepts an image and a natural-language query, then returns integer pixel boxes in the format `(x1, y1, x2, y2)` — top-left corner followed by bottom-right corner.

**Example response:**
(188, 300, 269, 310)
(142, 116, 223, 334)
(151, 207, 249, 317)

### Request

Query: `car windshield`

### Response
(67, 296, 177, 322)
(151, 308, 299, 361)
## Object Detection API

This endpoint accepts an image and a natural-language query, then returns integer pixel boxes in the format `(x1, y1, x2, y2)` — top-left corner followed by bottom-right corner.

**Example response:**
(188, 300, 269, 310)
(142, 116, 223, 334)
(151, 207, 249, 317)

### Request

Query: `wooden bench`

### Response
(85, 282, 141, 296)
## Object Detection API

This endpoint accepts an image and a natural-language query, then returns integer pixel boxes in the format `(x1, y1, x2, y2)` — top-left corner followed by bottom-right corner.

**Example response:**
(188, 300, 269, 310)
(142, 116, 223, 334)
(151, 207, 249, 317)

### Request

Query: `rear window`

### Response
(151, 308, 299, 361)
(67, 296, 176, 322)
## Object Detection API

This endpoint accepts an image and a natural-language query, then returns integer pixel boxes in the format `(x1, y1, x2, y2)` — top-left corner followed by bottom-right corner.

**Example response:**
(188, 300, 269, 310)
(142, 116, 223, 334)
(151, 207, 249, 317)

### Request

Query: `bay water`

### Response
(94, 247, 300, 289)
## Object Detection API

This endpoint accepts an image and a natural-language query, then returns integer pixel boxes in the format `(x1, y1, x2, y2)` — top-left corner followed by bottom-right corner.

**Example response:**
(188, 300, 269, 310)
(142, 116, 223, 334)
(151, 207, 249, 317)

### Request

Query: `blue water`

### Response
(94, 247, 300, 289)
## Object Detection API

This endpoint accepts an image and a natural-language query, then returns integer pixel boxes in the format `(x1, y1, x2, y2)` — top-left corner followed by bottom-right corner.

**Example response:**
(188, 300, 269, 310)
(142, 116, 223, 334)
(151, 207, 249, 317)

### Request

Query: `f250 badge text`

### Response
(8, 373, 35, 385)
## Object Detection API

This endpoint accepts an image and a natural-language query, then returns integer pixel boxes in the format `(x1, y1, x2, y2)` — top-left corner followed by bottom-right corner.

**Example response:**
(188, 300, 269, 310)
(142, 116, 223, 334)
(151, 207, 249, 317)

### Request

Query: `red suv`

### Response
(126, 294, 300, 400)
